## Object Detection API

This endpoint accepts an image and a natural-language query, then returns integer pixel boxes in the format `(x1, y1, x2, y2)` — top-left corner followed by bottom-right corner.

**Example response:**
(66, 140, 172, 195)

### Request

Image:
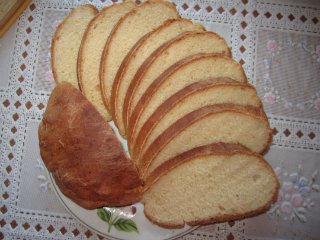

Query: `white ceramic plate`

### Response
(49, 173, 197, 240)
(48, 122, 197, 240)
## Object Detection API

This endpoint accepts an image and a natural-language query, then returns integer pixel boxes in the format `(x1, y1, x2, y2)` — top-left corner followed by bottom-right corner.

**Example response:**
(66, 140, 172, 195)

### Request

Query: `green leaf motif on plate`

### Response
(97, 208, 111, 222)
(114, 218, 139, 233)
(97, 207, 139, 233)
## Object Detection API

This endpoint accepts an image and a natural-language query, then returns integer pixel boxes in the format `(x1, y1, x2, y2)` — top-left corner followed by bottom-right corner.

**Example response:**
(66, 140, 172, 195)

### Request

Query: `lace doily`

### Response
(1, 0, 319, 239)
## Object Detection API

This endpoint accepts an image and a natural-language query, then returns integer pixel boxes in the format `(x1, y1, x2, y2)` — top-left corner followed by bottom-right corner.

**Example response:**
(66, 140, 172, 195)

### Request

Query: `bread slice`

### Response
(38, 82, 142, 209)
(124, 32, 231, 131)
(100, 0, 180, 113)
(127, 54, 247, 156)
(51, 4, 98, 89)
(139, 104, 272, 179)
(131, 78, 261, 161)
(77, 1, 136, 120)
(142, 143, 279, 228)
(111, 19, 205, 137)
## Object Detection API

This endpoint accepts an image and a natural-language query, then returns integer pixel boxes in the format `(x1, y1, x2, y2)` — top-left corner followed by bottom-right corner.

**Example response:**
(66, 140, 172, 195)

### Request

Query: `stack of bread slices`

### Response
(41, 0, 279, 228)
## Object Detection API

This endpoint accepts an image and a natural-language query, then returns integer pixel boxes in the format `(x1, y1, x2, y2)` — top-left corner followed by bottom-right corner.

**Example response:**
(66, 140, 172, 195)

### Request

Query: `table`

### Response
(0, 0, 319, 239)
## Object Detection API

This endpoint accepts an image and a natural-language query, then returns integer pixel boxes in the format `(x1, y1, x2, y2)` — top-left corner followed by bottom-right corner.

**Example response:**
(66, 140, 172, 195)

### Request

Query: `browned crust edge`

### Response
(99, 7, 136, 113)
(127, 53, 247, 153)
(51, 4, 98, 87)
(39, 82, 143, 209)
(110, 19, 179, 118)
(53, 174, 142, 209)
(130, 78, 259, 160)
(77, 2, 133, 93)
(139, 104, 272, 178)
(111, 18, 202, 135)
(122, 31, 232, 132)
(144, 194, 278, 229)
(143, 143, 280, 228)
(53, 174, 112, 209)
(144, 143, 259, 188)
(100, 0, 179, 117)
(126, 53, 220, 145)
(129, 53, 248, 156)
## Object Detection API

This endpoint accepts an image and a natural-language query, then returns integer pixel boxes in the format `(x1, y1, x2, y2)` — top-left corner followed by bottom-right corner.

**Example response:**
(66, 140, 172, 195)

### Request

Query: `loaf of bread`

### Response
(77, 1, 136, 120)
(123, 32, 231, 132)
(143, 143, 279, 228)
(111, 19, 204, 137)
(127, 54, 248, 156)
(139, 104, 272, 179)
(51, 4, 97, 89)
(131, 78, 262, 161)
(38, 82, 142, 209)
(44, 1, 279, 228)
(100, 0, 180, 113)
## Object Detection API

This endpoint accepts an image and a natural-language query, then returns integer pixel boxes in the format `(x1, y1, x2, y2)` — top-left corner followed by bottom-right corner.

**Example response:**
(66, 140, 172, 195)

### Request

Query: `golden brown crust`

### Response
(111, 18, 201, 133)
(122, 32, 232, 132)
(139, 104, 272, 177)
(53, 174, 141, 209)
(109, 19, 176, 118)
(144, 143, 268, 188)
(144, 197, 278, 228)
(130, 78, 258, 160)
(38, 82, 142, 209)
(99, 7, 132, 113)
(127, 54, 249, 156)
(143, 143, 280, 228)
(51, 4, 98, 87)
(126, 54, 215, 145)
(144, 143, 246, 188)
(77, 2, 131, 93)
(100, 0, 179, 116)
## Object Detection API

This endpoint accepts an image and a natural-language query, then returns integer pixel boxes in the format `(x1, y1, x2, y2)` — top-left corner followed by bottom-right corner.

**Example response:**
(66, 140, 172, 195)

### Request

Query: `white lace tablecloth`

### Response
(1, 0, 320, 239)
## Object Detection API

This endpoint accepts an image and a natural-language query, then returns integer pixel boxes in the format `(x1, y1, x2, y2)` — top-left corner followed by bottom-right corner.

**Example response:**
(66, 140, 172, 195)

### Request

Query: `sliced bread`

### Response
(139, 104, 272, 179)
(38, 82, 142, 209)
(124, 32, 231, 131)
(111, 19, 205, 137)
(131, 78, 261, 161)
(142, 143, 279, 228)
(77, 1, 136, 120)
(100, 0, 180, 113)
(51, 4, 98, 88)
(127, 54, 247, 156)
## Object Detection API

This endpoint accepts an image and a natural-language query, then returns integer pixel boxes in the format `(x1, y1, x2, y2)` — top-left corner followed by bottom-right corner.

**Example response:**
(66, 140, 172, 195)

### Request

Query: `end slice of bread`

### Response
(131, 78, 261, 161)
(111, 18, 204, 137)
(77, 1, 136, 120)
(100, 0, 180, 114)
(123, 32, 231, 132)
(38, 82, 142, 209)
(142, 143, 279, 228)
(127, 54, 247, 157)
(139, 104, 272, 179)
(51, 4, 98, 88)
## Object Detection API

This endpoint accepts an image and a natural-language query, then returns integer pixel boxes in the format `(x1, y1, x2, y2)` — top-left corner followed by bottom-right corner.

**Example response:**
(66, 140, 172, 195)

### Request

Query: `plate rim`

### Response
(48, 171, 199, 240)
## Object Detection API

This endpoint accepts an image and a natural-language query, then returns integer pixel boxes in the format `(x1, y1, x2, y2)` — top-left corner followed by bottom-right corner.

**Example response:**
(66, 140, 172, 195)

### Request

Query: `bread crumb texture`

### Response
(143, 152, 279, 228)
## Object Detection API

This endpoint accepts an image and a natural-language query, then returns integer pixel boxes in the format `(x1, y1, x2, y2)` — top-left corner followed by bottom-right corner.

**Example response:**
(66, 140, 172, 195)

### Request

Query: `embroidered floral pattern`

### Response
(314, 98, 320, 111)
(268, 165, 319, 223)
(45, 70, 54, 82)
(36, 158, 51, 193)
(267, 40, 278, 53)
(264, 92, 276, 105)
(262, 39, 320, 111)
